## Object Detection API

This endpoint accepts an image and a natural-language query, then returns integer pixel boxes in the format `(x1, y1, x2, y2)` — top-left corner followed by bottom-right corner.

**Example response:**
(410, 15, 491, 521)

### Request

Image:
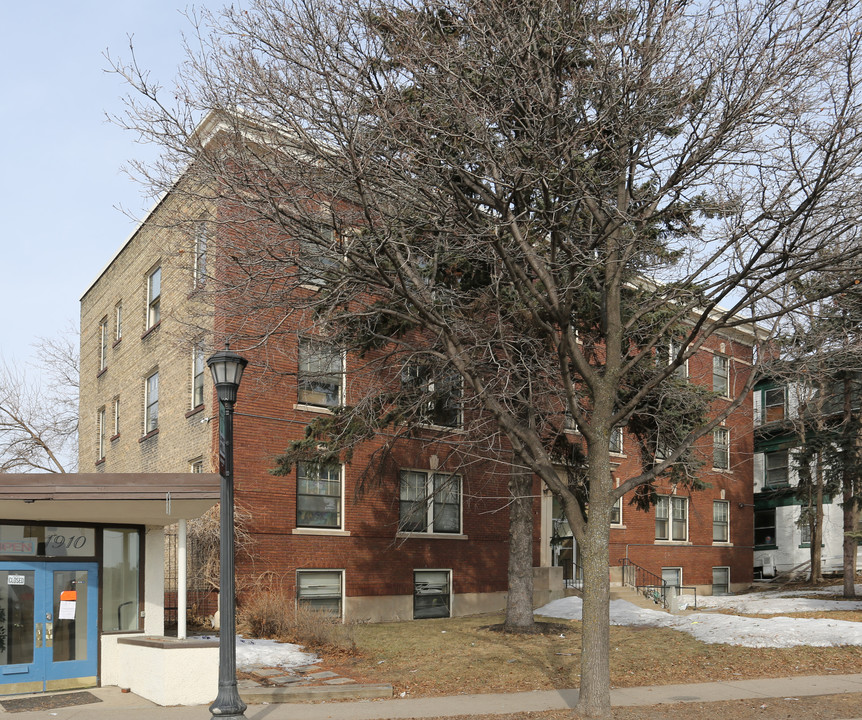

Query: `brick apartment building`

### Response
(80, 155, 755, 622)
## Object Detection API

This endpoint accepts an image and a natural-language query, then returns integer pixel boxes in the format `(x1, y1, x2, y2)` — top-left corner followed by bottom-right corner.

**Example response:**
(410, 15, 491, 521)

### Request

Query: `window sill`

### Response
(754, 544, 778, 550)
(294, 403, 338, 414)
(712, 467, 732, 473)
(141, 321, 161, 340)
(653, 540, 692, 546)
(186, 405, 205, 418)
(110, 433, 120, 443)
(112, 338, 122, 348)
(97, 368, 107, 378)
(95, 458, 105, 467)
(396, 532, 468, 540)
(292, 528, 351, 537)
(610, 524, 626, 530)
(610, 452, 626, 459)
(712, 541, 733, 547)
(416, 423, 466, 434)
(139, 428, 160, 443)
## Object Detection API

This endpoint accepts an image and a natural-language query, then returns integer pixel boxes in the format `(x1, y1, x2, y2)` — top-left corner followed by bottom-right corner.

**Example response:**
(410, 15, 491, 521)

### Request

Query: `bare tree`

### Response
(0, 325, 79, 473)
(112, 0, 862, 715)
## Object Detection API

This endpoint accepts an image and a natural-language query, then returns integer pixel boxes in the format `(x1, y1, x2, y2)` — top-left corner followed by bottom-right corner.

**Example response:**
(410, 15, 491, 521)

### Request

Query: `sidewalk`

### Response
(3, 673, 862, 719)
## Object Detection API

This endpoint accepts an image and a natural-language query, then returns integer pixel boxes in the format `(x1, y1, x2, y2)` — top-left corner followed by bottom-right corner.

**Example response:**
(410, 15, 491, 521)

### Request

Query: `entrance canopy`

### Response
(0, 473, 220, 526)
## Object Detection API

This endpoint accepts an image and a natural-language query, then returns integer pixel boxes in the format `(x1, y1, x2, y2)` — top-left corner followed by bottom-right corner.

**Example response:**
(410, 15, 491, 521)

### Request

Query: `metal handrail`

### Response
(619, 558, 668, 608)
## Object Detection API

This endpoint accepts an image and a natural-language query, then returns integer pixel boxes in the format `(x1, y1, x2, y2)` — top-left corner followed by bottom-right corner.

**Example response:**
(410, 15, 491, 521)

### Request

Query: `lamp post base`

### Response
(209, 685, 247, 719)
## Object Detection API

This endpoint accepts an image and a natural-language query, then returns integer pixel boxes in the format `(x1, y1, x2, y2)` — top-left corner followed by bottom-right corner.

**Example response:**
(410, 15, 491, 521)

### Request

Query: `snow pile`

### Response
(535, 586, 862, 648)
(196, 635, 319, 670)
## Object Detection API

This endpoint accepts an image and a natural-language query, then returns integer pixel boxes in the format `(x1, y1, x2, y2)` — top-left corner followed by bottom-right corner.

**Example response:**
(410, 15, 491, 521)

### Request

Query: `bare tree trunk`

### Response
(504, 467, 535, 630)
(843, 379, 858, 599)
(576, 456, 612, 719)
(843, 491, 858, 598)
(811, 453, 823, 584)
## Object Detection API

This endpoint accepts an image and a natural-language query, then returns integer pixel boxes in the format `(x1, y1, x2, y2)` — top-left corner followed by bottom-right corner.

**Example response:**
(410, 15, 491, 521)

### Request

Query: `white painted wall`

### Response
(144, 526, 164, 635)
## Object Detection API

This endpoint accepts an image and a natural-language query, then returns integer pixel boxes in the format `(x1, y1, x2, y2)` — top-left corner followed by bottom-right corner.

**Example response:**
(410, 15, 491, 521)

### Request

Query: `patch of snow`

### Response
(196, 635, 319, 670)
(534, 586, 862, 648)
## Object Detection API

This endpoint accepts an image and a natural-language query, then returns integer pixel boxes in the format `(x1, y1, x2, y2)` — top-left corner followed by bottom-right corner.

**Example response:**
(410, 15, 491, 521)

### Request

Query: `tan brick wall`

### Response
(79, 192, 216, 474)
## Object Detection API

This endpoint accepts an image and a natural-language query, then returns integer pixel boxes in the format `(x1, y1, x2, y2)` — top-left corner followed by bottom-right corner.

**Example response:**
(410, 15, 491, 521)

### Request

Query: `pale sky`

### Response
(0, 1, 223, 371)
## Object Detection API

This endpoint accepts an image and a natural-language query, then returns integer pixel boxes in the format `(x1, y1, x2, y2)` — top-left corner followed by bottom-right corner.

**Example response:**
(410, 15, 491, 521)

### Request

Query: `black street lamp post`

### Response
(207, 344, 249, 720)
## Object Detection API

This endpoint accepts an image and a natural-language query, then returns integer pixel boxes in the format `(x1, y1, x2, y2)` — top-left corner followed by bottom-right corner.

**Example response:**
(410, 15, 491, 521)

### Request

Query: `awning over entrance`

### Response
(0, 473, 220, 526)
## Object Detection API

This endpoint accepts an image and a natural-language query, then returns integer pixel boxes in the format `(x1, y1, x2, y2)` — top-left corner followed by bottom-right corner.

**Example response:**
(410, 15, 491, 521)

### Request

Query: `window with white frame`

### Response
(713, 355, 730, 396)
(113, 397, 120, 437)
(655, 495, 687, 542)
(764, 449, 789, 487)
(147, 267, 161, 329)
(712, 567, 730, 595)
(190, 458, 204, 473)
(609, 426, 623, 455)
(401, 364, 463, 428)
(713, 428, 730, 470)
(297, 462, 342, 529)
(399, 470, 461, 534)
(115, 302, 123, 342)
(713, 500, 729, 542)
(297, 339, 343, 408)
(414, 569, 451, 619)
(800, 520, 812, 545)
(99, 317, 108, 371)
(193, 221, 208, 288)
(662, 567, 682, 595)
(192, 342, 205, 408)
(296, 570, 342, 616)
(144, 371, 159, 433)
(97, 407, 106, 460)
(665, 339, 688, 380)
(610, 497, 623, 526)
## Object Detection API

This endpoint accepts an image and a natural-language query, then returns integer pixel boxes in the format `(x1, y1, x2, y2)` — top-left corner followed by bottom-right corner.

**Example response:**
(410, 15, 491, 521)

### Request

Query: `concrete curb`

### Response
(241, 682, 393, 704)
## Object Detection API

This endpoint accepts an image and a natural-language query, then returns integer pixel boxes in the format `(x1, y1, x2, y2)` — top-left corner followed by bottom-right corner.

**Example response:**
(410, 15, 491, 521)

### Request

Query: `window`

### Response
(115, 302, 123, 342)
(190, 458, 204, 473)
(146, 267, 161, 329)
(712, 567, 730, 595)
(610, 497, 623, 526)
(661, 339, 688, 380)
(655, 495, 687, 541)
(99, 317, 108, 372)
(299, 228, 342, 286)
(399, 470, 461, 534)
(609, 426, 623, 455)
(102, 528, 141, 631)
(193, 222, 208, 288)
(192, 343, 205, 408)
(713, 355, 729, 396)
(112, 397, 120, 437)
(297, 462, 342, 529)
(401, 365, 463, 428)
(763, 386, 786, 424)
(97, 407, 106, 460)
(765, 450, 789, 487)
(713, 428, 730, 470)
(713, 500, 729, 542)
(145, 371, 159, 433)
(296, 570, 342, 616)
(662, 567, 681, 595)
(754, 508, 776, 546)
(800, 520, 811, 545)
(414, 570, 451, 619)
(297, 339, 343, 408)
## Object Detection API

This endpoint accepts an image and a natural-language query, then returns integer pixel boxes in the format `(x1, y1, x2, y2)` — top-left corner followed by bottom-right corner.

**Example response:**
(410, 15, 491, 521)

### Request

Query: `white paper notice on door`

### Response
(7, 575, 25, 585)
(59, 600, 76, 619)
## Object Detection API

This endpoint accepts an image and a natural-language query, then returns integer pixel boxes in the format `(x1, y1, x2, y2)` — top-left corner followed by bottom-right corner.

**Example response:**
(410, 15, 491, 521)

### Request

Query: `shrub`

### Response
(238, 589, 357, 655)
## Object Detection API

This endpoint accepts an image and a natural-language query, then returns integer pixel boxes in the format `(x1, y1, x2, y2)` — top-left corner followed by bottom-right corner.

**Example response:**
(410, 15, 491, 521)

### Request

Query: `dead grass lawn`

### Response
(323, 612, 862, 699)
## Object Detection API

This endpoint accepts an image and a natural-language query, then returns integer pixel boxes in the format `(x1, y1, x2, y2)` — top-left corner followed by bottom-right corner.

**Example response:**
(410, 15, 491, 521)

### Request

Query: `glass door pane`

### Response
(51, 570, 88, 664)
(0, 570, 35, 666)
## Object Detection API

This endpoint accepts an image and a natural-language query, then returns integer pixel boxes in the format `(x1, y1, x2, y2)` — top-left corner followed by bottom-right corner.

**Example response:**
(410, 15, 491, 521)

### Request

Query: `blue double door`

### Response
(0, 562, 98, 694)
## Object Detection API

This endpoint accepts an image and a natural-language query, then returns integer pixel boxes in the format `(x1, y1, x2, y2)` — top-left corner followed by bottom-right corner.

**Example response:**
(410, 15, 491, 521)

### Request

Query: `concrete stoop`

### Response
(609, 585, 669, 611)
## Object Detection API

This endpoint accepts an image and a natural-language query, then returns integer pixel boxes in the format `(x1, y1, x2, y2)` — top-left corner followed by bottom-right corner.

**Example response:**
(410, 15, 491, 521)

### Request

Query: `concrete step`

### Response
(610, 584, 669, 611)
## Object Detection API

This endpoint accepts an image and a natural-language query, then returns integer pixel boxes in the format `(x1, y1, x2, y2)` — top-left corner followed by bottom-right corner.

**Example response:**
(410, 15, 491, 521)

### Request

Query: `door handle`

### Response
(35, 623, 42, 648)
(45, 622, 53, 647)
